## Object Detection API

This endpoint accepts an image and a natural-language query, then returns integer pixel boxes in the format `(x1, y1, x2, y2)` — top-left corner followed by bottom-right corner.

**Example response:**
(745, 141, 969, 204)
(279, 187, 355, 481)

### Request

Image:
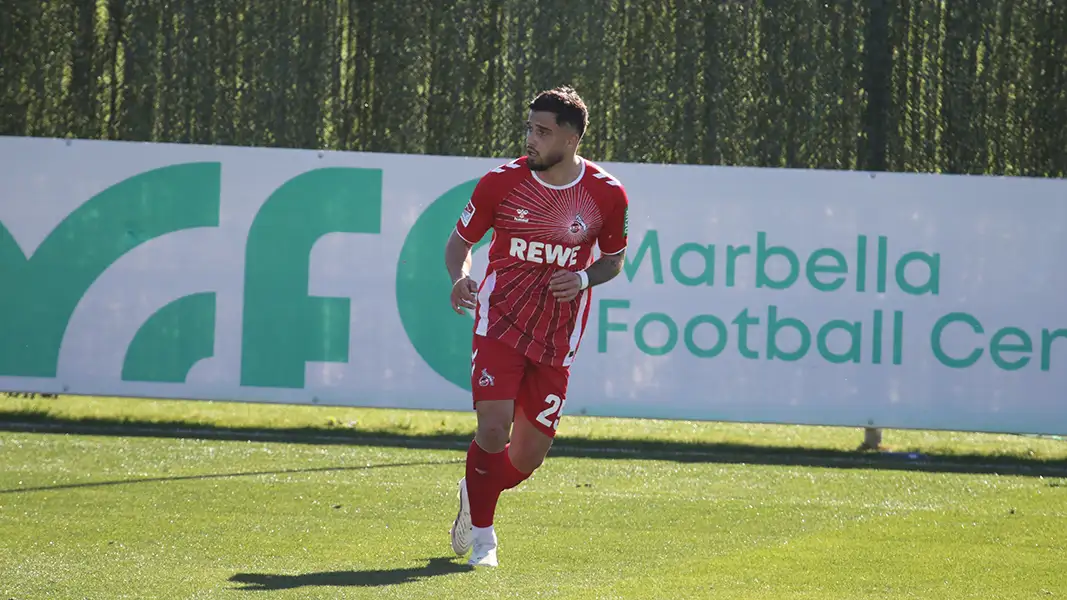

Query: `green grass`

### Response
(1, 394, 1067, 598)
(4, 393, 1067, 463)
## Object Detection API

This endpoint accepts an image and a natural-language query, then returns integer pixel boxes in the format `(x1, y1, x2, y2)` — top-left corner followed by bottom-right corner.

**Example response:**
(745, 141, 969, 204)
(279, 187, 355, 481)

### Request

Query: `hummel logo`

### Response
(515, 209, 530, 223)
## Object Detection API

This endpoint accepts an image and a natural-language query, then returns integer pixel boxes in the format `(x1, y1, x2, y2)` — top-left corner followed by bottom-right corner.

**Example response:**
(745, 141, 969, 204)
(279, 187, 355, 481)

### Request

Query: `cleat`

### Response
(450, 478, 472, 555)
(468, 527, 498, 567)
(468, 543, 498, 567)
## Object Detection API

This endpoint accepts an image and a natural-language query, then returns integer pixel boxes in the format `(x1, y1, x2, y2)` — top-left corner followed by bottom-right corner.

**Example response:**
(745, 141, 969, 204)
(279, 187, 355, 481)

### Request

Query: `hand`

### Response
(450, 276, 478, 314)
(549, 270, 582, 302)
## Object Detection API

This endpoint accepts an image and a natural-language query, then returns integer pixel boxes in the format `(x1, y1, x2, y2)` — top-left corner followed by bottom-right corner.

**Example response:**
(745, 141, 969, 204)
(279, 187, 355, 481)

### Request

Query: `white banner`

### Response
(2, 136, 1066, 434)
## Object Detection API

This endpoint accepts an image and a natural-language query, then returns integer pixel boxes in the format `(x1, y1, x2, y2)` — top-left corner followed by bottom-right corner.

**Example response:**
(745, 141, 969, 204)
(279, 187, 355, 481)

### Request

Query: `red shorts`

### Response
(470, 334, 570, 438)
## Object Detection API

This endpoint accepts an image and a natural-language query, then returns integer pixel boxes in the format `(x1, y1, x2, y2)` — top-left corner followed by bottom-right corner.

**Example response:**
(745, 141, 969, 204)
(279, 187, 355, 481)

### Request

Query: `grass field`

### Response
(2, 394, 1066, 599)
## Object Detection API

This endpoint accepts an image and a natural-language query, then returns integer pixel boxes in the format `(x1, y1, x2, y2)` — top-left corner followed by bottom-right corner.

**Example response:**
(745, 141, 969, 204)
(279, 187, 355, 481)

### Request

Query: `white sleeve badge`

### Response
(460, 200, 475, 227)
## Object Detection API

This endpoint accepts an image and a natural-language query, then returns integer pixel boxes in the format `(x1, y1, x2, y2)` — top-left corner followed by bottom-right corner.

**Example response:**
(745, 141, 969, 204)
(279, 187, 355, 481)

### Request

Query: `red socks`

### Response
(465, 440, 495, 527)
(465, 439, 532, 528)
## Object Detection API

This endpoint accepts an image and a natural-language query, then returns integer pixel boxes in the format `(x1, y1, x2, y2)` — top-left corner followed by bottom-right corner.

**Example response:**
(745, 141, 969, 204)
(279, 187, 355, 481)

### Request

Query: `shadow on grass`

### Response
(1, 410, 1066, 478)
(229, 557, 472, 590)
(0, 457, 465, 495)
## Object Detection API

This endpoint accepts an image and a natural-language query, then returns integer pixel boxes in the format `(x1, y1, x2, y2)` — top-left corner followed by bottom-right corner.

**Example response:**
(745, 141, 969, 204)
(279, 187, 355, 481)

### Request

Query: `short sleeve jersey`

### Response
(455, 156, 629, 367)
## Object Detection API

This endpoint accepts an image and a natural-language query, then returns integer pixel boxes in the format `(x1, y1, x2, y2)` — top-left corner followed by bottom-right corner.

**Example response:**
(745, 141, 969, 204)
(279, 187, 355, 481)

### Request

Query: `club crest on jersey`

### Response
(569, 214, 588, 234)
(478, 369, 495, 387)
(460, 200, 476, 227)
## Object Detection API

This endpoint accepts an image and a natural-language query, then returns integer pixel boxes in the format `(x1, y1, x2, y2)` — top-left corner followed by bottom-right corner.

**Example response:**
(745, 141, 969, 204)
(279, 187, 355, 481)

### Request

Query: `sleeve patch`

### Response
(460, 200, 475, 227)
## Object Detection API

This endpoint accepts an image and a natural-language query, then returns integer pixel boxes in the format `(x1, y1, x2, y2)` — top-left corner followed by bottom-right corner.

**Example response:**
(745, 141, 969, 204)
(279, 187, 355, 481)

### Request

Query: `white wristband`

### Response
(577, 270, 590, 290)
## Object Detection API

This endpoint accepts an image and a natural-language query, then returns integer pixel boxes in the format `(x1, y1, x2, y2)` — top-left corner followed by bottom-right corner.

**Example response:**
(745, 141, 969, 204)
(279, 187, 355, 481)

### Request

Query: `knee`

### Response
(476, 421, 509, 453)
(509, 442, 549, 473)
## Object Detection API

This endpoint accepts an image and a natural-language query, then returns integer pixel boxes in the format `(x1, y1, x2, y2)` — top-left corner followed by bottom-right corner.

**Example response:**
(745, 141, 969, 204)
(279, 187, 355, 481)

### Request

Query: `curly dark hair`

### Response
(529, 86, 588, 140)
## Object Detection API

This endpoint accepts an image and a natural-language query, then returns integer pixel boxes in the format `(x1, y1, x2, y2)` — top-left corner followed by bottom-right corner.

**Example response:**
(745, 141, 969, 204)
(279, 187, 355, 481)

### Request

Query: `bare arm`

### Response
(548, 250, 626, 302)
(585, 251, 626, 287)
(445, 230, 478, 313)
(445, 230, 474, 284)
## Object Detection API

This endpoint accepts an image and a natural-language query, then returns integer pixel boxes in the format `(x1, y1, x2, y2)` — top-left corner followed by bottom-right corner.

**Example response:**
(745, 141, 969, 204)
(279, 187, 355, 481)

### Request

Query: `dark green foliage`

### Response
(1, 0, 1063, 176)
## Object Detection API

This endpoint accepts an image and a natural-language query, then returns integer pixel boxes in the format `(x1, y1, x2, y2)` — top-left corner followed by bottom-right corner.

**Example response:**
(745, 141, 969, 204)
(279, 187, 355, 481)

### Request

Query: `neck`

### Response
(535, 154, 583, 187)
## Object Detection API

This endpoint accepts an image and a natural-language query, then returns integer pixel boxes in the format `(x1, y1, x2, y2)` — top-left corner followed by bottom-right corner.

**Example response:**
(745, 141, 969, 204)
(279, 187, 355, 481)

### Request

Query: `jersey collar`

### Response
(530, 158, 586, 190)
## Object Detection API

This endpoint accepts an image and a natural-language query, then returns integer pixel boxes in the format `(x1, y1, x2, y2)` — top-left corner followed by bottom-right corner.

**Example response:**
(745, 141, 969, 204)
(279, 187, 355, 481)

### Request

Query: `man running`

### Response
(443, 86, 630, 567)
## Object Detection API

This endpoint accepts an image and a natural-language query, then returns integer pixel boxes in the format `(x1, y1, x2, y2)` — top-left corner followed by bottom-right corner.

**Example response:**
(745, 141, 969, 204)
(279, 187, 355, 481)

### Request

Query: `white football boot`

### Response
(450, 478, 472, 555)
(468, 526, 498, 567)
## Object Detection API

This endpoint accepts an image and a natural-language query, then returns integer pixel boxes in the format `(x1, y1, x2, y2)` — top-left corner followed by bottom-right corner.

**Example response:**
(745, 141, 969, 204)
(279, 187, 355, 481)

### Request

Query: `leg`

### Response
(467, 335, 526, 527)
(460, 399, 516, 568)
(464, 374, 549, 540)
(464, 399, 513, 529)
(451, 335, 523, 566)
(473, 399, 513, 454)
(462, 360, 570, 568)
(498, 360, 570, 491)
(507, 402, 554, 476)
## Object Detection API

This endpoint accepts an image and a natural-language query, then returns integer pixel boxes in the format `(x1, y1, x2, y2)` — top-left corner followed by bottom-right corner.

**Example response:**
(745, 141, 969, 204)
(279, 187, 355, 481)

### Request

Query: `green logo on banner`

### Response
(240, 168, 382, 388)
(0, 163, 221, 380)
(0, 163, 384, 387)
(122, 292, 217, 383)
(395, 178, 486, 392)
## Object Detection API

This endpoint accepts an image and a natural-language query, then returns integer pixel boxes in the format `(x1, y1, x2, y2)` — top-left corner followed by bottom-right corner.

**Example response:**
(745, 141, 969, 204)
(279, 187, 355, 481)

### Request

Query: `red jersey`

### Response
(455, 156, 629, 367)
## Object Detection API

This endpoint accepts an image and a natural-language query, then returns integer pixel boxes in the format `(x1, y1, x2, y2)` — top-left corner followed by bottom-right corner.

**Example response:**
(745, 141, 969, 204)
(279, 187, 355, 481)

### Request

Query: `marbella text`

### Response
(596, 230, 1066, 372)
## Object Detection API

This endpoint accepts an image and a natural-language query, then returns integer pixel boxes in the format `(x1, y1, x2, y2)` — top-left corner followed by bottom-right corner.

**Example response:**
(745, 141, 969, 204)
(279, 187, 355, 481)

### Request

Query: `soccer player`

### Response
(442, 86, 629, 567)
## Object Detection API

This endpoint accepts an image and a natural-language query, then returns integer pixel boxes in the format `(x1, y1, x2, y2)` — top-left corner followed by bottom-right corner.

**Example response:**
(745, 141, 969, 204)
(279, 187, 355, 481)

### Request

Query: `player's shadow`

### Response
(229, 557, 472, 590)
(0, 458, 464, 495)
